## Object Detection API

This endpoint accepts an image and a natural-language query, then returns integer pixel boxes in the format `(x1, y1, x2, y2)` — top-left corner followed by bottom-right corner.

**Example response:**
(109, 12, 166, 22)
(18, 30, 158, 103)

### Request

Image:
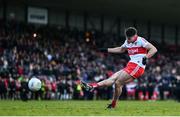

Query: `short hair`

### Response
(125, 27, 137, 38)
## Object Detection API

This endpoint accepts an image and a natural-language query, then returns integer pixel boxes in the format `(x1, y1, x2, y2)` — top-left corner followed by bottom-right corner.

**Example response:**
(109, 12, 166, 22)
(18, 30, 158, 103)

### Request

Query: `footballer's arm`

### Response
(107, 46, 126, 54)
(145, 42, 158, 58)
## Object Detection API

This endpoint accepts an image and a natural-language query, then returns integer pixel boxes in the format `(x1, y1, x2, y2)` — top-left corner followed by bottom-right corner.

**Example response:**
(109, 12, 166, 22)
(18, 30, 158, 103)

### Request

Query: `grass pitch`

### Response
(0, 100, 180, 116)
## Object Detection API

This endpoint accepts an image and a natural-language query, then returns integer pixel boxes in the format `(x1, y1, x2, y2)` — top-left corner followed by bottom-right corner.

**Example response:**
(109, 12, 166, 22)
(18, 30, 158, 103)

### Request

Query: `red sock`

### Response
(89, 83, 99, 88)
(111, 100, 116, 108)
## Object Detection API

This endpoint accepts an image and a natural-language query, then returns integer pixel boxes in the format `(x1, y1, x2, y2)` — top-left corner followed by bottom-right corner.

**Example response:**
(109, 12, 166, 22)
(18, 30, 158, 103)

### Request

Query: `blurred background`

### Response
(0, 0, 180, 102)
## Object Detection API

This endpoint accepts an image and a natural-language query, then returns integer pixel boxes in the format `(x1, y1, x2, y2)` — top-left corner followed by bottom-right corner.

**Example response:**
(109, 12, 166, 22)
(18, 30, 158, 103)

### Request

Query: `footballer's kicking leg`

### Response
(97, 70, 122, 87)
(81, 70, 121, 91)
(107, 70, 134, 108)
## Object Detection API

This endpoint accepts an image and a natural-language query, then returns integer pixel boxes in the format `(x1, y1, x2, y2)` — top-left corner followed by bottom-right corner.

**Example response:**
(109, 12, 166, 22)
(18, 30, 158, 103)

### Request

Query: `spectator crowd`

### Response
(0, 19, 180, 101)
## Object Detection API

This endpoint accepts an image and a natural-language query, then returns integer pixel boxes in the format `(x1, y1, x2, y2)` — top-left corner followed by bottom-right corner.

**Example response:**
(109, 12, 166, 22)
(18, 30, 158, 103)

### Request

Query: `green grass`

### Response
(0, 100, 180, 116)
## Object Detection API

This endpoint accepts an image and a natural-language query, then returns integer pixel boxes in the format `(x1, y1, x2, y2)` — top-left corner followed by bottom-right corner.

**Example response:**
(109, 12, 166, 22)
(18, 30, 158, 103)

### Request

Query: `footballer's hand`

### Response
(142, 56, 147, 65)
(99, 48, 108, 53)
